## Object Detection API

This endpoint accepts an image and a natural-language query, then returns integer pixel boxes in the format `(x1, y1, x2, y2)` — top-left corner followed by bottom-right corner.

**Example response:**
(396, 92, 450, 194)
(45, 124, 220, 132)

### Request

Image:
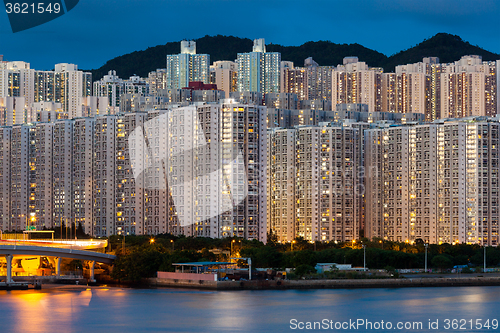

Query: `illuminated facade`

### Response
(267, 123, 361, 242)
(93, 115, 117, 236)
(267, 128, 296, 242)
(237, 39, 281, 93)
(365, 118, 500, 245)
(332, 58, 383, 112)
(0, 126, 12, 231)
(0, 61, 35, 107)
(166, 41, 210, 90)
(53, 120, 74, 227)
(147, 69, 167, 96)
(93, 70, 124, 109)
(34, 122, 54, 229)
(282, 67, 308, 100)
(0, 97, 31, 126)
(211, 61, 237, 96)
(34, 63, 92, 118)
(73, 117, 94, 235)
(395, 56, 498, 120)
(8, 124, 35, 231)
(282, 58, 335, 101)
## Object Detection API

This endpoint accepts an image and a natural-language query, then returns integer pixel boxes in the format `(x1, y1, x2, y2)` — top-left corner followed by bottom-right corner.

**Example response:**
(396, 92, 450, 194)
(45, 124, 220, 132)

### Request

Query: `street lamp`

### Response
(424, 243, 429, 273)
(170, 239, 174, 251)
(484, 244, 487, 272)
(362, 245, 367, 271)
(150, 238, 155, 244)
(291, 240, 296, 251)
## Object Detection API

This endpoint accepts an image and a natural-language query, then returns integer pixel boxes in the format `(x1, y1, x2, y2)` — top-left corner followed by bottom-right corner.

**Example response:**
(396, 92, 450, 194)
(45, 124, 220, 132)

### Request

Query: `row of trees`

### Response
(108, 234, 500, 282)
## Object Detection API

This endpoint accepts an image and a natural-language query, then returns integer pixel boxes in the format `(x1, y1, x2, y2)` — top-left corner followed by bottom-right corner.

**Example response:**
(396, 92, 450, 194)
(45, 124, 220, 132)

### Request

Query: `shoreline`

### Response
(147, 275, 500, 291)
(6, 275, 500, 292)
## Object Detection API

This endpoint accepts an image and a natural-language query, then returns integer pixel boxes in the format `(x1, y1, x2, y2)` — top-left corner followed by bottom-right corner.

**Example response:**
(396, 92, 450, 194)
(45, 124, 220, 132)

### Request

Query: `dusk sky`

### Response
(1, 0, 499, 70)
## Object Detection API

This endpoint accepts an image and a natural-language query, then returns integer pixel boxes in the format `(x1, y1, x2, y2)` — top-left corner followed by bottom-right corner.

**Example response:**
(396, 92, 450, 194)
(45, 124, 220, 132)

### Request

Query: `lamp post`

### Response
(170, 239, 174, 251)
(424, 243, 429, 273)
(231, 239, 235, 256)
(362, 245, 366, 271)
(484, 245, 487, 272)
(291, 240, 296, 251)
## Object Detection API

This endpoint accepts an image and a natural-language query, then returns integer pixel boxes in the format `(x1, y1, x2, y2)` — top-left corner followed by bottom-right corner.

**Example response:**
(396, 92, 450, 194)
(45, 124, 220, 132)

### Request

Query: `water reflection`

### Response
(0, 286, 500, 333)
(3, 288, 93, 333)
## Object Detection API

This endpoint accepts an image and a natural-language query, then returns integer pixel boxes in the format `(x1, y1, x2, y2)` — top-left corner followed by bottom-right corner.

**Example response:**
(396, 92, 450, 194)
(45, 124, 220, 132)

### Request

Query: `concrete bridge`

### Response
(0, 244, 116, 284)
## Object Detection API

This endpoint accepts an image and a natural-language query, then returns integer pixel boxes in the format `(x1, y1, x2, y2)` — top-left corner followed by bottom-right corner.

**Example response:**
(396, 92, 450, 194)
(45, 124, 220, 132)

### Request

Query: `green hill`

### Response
(266, 41, 387, 69)
(88, 33, 499, 81)
(382, 33, 500, 71)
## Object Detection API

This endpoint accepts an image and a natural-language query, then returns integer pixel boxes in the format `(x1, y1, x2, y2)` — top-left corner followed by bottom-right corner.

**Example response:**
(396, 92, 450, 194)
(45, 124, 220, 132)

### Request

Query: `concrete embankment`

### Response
(147, 276, 500, 291)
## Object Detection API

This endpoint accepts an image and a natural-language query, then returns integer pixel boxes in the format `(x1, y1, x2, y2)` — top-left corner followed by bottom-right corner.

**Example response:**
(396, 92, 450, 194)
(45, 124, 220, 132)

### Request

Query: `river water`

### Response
(1, 285, 499, 332)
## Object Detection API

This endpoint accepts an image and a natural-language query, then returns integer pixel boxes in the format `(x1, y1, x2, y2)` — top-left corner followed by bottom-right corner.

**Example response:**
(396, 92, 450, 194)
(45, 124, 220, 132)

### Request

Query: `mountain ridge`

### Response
(88, 33, 500, 81)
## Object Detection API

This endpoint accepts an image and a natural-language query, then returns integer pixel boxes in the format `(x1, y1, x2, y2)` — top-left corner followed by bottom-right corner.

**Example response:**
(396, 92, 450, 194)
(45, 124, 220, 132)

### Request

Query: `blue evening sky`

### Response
(0, 0, 498, 70)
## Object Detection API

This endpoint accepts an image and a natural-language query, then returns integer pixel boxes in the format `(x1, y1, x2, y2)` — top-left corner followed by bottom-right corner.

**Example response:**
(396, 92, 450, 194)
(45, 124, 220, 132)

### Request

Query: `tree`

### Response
(431, 255, 453, 272)
(294, 264, 316, 278)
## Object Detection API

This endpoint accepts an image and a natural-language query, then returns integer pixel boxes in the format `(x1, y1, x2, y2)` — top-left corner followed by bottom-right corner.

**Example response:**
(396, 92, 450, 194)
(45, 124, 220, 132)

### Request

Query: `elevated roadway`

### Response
(0, 241, 116, 284)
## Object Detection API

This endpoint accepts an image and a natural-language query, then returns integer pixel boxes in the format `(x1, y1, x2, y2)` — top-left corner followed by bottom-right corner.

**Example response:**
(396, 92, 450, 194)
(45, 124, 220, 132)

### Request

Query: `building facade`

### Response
(267, 123, 361, 242)
(166, 41, 210, 90)
(365, 118, 500, 245)
(237, 39, 281, 94)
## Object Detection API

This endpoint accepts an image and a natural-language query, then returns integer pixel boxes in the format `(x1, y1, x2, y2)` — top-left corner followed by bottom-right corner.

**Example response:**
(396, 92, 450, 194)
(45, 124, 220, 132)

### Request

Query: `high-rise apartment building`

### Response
(73, 117, 94, 234)
(0, 126, 12, 231)
(282, 66, 308, 100)
(34, 63, 92, 118)
(93, 71, 147, 112)
(9, 124, 35, 231)
(395, 56, 498, 120)
(142, 110, 169, 236)
(305, 62, 335, 101)
(32, 101, 67, 123)
(237, 39, 281, 94)
(332, 58, 383, 113)
(220, 101, 267, 241)
(147, 69, 167, 96)
(0, 100, 267, 240)
(0, 97, 31, 125)
(365, 118, 500, 245)
(34, 122, 54, 229)
(211, 61, 237, 96)
(53, 120, 74, 227)
(93, 70, 124, 109)
(93, 115, 117, 236)
(115, 113, 148, 236)
(281, 57, 335, 102)
(267, 128, 296, 242)
(166, 41, 210, 90)
(268, 123, 361, 242)
(0, 61, 35, 107)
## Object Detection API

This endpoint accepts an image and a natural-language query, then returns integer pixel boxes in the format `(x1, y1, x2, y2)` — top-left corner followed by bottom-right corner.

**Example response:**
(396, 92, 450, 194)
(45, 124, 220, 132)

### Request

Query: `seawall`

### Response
(147, 276, 500, 291)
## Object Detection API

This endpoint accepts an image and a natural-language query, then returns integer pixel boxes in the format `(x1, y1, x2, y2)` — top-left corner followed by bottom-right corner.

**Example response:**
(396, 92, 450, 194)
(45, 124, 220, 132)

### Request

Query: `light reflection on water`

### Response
(0, 286, 499, 332)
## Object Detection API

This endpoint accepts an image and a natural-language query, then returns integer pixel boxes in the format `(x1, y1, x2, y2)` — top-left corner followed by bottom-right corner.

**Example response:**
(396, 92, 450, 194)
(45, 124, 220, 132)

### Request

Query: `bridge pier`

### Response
(90, 261, 95, 282)
(56, 257, 61, 277)
(6, 254, 12, 283)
